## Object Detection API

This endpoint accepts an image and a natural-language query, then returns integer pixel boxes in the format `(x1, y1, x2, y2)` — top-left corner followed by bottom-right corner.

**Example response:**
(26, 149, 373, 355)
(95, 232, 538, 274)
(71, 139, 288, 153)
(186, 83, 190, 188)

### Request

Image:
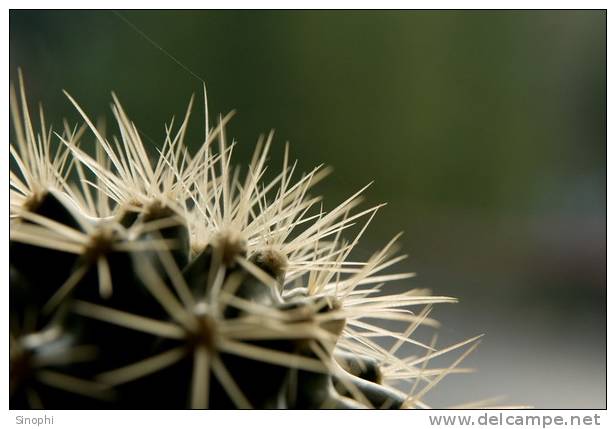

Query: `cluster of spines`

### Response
(10, 71, 481, 409)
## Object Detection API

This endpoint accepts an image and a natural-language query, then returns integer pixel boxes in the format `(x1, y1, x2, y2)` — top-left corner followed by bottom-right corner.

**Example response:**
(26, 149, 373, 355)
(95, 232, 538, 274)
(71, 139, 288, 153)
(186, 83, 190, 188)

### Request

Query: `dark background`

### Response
(9, 10, 606, 408)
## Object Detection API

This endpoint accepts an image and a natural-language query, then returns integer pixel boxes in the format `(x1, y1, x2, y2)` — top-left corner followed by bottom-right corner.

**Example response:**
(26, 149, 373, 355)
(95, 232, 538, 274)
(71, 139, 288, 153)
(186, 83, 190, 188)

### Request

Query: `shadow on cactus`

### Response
(10, 70, 483, 409)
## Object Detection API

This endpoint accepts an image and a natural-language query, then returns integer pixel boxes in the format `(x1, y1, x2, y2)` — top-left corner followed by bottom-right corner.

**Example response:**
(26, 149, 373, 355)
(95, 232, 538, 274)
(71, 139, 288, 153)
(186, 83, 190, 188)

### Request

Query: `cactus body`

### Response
(10, 72, 480, 409)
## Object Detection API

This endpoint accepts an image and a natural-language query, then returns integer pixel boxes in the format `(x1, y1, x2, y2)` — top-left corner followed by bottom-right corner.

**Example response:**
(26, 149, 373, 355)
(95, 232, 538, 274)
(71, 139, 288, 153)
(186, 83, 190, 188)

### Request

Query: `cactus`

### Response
(10, 71, 481, 409)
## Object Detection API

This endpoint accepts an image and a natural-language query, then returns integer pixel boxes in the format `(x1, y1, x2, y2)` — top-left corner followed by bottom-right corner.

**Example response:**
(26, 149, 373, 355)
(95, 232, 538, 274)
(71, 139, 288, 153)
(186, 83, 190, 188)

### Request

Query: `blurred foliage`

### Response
(10, 10, 605, 318)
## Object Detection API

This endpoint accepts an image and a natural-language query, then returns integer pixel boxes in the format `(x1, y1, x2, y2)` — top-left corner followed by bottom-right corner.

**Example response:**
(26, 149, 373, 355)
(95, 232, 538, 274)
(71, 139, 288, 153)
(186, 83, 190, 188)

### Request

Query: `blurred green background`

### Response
(10, 10, 606, 408)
